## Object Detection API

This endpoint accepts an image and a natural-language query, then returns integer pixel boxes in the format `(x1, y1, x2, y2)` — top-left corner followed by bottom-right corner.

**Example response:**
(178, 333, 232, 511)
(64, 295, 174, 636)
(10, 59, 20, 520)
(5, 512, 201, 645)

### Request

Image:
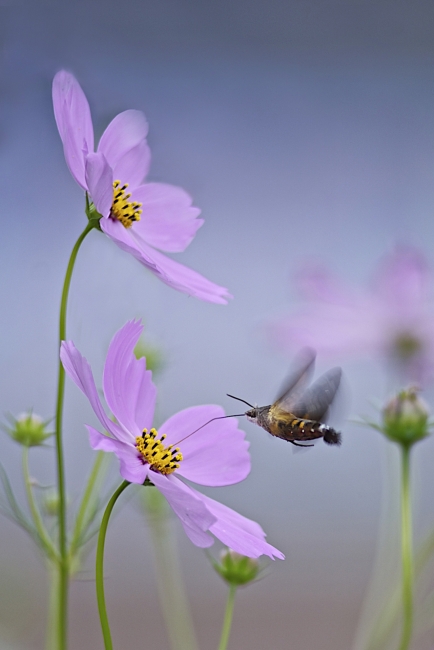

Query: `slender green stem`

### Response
(362, 525, 434, 650)
(217, 584, 237, 650)
(54, 221, 94, 649)
(96, 480, 130, 650)
(398, 444, 413, 650)
(69, 451, 106, 558)
(22, 447, 57, 561)
(46, 563, 60, 650)
(144, 489, 199, 650)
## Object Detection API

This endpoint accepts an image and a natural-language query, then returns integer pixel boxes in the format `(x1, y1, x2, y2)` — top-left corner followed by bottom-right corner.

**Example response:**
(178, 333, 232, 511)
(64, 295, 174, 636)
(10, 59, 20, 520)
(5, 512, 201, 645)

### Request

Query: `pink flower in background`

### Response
(61, 320, 283, 560)
(270, 248, 434, 383)
(52, 71, 230, 304)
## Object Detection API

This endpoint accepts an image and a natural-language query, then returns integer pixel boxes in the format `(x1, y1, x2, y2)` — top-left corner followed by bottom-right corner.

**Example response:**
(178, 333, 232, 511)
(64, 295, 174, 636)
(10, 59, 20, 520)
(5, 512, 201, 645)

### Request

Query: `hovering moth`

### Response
(177, 349, 342, 449)
(228, 349, 342, 447)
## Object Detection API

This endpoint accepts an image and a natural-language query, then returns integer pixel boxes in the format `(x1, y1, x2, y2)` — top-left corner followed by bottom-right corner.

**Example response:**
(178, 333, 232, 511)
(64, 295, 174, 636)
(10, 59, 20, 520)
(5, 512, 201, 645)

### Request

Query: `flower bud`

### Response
(4, 412, 52, 447)
(382, 388, 430, 446)
(212, 549, 260, 586)
(42, 490, 60, 517)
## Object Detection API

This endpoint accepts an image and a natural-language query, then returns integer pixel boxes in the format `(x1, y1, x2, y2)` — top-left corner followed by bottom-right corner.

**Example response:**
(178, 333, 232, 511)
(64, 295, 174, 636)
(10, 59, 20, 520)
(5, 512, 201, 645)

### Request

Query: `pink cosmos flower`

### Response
(52, 71, 230, 304)
(60, 321, 283, 560)
(270, 248, 434, 383)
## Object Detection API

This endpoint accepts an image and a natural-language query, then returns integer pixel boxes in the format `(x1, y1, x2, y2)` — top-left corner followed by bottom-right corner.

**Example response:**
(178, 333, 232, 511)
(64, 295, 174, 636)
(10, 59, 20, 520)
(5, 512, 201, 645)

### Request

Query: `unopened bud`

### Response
(42, 490, 60, 517)
(383, 388, 430, 446)
(212, 549, 260, 586)
(4, 412, 52, 447)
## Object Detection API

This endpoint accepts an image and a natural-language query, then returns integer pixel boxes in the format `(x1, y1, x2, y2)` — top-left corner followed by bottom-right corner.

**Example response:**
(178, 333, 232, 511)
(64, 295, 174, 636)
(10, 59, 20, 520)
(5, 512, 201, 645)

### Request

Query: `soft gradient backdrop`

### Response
(1, 2, 434, 648)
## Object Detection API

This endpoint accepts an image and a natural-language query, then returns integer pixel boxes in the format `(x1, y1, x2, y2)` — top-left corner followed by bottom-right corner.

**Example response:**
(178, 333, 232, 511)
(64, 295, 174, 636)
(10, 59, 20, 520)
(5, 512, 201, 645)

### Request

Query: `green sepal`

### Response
(211, 549, 260, 586)
(85, 193, 103, 230)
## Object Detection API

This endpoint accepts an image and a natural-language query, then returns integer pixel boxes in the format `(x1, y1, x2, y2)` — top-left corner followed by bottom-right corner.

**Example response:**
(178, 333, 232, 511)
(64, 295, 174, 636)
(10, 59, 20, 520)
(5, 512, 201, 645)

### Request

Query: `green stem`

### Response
(69, 451, 106, 559)
(217, 584, 237, 650)
(398, 444, 413, 650)
(46, 563, 60, 650)
(144, 489, 199, 650)
(54, 221, 94, 649)
(96, 480, 130, 650)
(22, 447, 57, 561)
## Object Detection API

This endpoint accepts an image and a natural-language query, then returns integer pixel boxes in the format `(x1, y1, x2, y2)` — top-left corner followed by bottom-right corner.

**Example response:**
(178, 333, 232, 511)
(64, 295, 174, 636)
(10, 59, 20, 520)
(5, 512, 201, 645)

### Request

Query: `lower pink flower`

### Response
(61, 320, 283, 560)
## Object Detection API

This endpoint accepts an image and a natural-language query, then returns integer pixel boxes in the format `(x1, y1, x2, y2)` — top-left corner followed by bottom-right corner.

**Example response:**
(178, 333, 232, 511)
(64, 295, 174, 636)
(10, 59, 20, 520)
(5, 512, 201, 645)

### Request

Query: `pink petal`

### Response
(103, 321, 156, 436)
(100, 217, 159, 267)
(200, 493, 285, 560)
(373, 247, 429, 313)
(132, 183, 203, 252)
(133, 239, 232, 304)
(101, 218, 231, 303)
(112, 139, 151, 189)
(295, 265, 354, 305)
(60, 341, 131, 444)
(85, 153, 113, 217)
(269, 290, 384, 357)
(150, 472, 215, 547)
(87, 426, 148, 484)
(159, 405, 250, 486)
(52, 71, 94, 190)
(98, 110, 149, 185)
(87, 425, 126, 453)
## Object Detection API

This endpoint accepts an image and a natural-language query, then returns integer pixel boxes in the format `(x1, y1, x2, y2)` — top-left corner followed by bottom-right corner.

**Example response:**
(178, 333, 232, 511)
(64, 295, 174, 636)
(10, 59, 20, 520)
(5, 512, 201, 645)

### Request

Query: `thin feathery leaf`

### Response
(0, 463, 42, 547)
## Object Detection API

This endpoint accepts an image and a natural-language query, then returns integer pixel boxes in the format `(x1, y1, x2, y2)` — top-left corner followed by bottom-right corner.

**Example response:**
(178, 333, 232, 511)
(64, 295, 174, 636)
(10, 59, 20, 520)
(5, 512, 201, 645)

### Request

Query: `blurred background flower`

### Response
(270, 248, 434, 384)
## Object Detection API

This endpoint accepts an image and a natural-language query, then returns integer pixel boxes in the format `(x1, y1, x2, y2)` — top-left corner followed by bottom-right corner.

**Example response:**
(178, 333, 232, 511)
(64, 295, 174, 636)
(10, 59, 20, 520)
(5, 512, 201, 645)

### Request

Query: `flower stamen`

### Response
(111, 180, 142, 228)
(135, 428, 183, 475)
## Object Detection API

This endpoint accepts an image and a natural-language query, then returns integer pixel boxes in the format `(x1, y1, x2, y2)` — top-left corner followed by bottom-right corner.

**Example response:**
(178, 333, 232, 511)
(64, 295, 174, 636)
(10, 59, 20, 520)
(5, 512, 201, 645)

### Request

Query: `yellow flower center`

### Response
(111, 180, 142, 228)
(135, 428, 183, 475)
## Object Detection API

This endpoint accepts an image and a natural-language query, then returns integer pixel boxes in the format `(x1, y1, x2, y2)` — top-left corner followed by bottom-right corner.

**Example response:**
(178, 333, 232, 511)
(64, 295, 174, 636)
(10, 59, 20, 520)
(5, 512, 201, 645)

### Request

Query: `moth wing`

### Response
(274, 347, 316, 412)
(290, 367, 342, 421)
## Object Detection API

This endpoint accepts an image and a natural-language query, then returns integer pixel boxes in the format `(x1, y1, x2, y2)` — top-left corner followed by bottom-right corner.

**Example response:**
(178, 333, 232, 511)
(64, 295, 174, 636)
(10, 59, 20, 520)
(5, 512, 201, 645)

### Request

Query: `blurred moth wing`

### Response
(242, 351, 342, 447)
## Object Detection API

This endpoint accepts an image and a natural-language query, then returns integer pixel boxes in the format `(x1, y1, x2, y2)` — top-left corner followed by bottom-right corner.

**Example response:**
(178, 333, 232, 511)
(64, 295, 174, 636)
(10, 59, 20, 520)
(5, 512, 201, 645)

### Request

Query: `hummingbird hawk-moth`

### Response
(228, 349, 342, 447)
(177, 349, 342, 449)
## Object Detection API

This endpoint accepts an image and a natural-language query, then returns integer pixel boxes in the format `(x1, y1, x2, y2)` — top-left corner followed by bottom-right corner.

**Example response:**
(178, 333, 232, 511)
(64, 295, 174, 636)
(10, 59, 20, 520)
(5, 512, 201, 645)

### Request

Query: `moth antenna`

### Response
(175, 413, 245, 445)
(226, 393, 255, 409)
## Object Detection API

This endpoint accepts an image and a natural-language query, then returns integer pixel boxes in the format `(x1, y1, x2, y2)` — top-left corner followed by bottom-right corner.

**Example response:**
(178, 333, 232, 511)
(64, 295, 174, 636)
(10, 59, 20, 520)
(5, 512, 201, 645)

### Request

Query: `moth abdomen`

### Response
(322, 426, 341, 445)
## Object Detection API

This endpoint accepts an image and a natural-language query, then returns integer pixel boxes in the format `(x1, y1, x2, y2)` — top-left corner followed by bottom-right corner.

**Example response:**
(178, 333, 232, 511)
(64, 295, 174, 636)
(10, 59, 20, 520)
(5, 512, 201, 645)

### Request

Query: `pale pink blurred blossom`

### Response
(270, 248, 434, 383)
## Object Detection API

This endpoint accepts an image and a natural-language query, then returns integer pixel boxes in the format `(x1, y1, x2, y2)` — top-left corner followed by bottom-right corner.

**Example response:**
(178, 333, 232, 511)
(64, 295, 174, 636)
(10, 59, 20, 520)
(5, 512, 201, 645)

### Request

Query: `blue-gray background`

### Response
(1, 1, 434, 648)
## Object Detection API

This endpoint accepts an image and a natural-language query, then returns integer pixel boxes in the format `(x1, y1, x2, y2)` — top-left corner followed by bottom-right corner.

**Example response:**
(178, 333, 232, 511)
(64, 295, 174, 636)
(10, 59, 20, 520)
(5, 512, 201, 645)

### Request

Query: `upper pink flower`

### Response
(52, 71, 231, 304)
(60, 320, 283, 560)
(270, 247, 434, 383)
